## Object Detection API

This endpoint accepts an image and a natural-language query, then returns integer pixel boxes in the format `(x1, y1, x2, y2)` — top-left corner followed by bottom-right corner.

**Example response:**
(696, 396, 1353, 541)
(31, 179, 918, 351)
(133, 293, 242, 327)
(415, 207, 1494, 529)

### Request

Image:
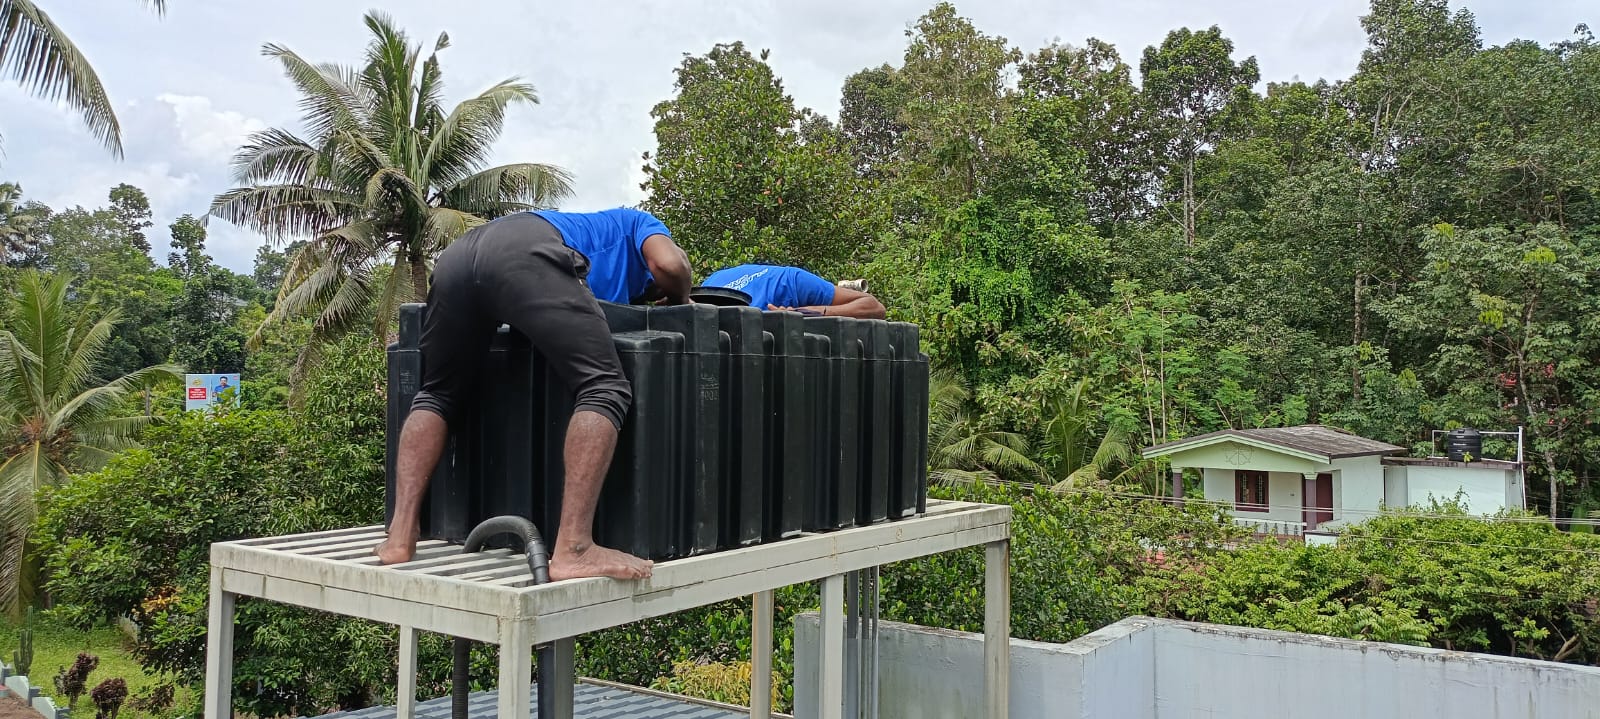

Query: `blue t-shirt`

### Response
(532, 208, 671, 304)
(702, 264, 836, 309)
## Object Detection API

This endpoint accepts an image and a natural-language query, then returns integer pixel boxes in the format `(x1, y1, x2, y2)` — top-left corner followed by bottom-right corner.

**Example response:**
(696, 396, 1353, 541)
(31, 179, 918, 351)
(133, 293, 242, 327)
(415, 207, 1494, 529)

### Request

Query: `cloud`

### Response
(156, 94, 268, 161)
(1, 0, 1586, 277)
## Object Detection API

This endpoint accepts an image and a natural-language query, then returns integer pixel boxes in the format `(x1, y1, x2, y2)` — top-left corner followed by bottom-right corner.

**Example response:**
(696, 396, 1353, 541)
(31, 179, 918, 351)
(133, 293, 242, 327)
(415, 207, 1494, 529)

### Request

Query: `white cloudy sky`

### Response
(1, 0, 1589, 273)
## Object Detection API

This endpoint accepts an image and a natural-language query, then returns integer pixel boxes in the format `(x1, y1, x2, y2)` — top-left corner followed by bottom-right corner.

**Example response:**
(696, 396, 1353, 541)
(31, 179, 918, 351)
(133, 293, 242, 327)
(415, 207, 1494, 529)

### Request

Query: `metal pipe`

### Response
(452, 516, 552, 719)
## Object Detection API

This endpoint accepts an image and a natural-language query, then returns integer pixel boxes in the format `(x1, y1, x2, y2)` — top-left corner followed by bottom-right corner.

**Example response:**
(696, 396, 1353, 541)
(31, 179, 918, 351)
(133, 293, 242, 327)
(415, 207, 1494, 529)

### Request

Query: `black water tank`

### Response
(1446, 428, 1483, 462)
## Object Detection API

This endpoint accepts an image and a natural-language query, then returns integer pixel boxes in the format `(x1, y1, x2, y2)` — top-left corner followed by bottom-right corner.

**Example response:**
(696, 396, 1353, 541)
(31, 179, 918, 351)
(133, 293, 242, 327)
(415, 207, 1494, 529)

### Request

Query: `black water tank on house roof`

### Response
(1446, 427, 1483, 462)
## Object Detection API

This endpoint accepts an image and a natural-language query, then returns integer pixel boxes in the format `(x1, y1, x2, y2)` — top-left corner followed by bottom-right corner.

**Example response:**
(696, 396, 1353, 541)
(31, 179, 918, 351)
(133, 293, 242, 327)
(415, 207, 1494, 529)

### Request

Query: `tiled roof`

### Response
(308, 681, 753, 719)
(1142, 424, 1405, 460)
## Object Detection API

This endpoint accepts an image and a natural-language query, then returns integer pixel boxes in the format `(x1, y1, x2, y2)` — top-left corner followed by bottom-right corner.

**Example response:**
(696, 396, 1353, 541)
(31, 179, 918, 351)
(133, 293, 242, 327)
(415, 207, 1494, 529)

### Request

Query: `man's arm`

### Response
(770, 287, 886, 319)
(640, 234, 693, 305)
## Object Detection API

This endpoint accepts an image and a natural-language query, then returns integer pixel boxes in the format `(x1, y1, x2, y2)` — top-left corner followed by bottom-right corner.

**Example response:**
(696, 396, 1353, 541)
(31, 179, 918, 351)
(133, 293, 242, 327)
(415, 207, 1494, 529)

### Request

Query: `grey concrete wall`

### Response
(792, 614, 1157, 719)
(793, 615, 1600, 719)
(1153, 621, 1600, 719)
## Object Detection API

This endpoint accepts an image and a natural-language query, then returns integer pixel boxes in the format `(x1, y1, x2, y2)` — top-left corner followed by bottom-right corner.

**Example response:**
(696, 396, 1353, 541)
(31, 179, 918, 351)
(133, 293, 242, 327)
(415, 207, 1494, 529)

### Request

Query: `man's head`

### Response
(218, 376, 229, 386)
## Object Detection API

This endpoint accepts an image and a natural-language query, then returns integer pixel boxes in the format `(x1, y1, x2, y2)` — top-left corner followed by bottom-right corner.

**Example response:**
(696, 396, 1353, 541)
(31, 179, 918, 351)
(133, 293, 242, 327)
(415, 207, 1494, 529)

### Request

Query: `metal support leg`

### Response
(984, 540, 1010, 719)
(203, 566, 235, 719)
(844, 572, 860, 718)
(751, 591, 774, 719)
(864, 566, 880, 719)
(397, 625, 418, 719)
(498, 621, 534, 719)
(538, 638, 575, 718)
(820, 574, 846, 719)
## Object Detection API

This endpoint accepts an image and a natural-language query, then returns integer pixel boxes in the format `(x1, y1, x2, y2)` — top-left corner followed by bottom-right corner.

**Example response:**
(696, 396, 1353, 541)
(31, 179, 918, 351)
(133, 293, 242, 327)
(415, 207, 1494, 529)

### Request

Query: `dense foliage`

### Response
(1140, 500, 1600, 663)
(36, 336, 397, 717)
(646, 1, 1600, 519)
(0, 271, 180, 615)
(7, 0, 1600, 714)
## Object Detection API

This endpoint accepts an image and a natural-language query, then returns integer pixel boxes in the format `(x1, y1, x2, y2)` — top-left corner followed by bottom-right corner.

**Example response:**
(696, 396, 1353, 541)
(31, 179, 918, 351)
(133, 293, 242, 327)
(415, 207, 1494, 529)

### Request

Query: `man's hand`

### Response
(766, 304, 822, 316)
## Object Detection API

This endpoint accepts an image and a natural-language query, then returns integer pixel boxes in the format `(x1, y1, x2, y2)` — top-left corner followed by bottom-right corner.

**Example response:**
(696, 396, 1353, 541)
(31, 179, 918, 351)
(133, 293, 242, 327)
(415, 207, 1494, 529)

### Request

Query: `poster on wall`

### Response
(185, 373, 241, 411)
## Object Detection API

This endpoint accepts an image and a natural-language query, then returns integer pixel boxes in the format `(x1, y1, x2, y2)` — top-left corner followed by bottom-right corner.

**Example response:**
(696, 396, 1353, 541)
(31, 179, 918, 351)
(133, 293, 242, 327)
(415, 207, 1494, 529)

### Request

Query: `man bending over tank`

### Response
(701, 263, 885, 319)
(376, 208, 693, 581)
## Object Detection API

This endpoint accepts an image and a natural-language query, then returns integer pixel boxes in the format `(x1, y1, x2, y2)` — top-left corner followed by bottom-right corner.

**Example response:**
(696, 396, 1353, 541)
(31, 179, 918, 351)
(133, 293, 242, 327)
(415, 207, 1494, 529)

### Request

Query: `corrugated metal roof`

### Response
(308, 682, 751, 719)
(1142, 424, 1406, 460)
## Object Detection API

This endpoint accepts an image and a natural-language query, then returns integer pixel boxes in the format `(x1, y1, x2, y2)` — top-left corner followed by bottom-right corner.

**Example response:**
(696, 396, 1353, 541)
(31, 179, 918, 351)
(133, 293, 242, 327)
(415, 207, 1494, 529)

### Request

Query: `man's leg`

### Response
(481, 216, 650, 580)
(376, 241, 484, 565)
(375, 409, 449, 564)
(547, 410, 651, 580)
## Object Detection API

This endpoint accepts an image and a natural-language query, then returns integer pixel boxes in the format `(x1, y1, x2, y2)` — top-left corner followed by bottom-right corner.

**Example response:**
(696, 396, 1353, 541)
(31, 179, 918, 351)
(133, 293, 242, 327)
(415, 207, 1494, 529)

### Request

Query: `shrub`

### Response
(128, 682, 175, 715)
(880, 480, 1244, 642)
(53, 652, 98, 708)
(91, 677, 128, 719)
(1138, 502, 1600, 664)
(37, 336, 400, 717)
(576, 481, 1242, 710)
(649, 660, 782, 710)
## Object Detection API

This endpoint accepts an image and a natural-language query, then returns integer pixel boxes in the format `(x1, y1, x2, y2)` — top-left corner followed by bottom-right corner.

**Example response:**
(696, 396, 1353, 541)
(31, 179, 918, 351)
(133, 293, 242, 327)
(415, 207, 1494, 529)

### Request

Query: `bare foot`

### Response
(549, 543, 653, 581)
(373, 536, 417, 565)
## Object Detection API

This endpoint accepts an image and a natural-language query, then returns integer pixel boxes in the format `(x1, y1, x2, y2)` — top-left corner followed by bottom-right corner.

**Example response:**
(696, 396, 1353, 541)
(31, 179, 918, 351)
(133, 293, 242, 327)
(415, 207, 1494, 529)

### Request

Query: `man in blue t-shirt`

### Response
(702, 264, 886, 319)
(378, 207, 692, 582)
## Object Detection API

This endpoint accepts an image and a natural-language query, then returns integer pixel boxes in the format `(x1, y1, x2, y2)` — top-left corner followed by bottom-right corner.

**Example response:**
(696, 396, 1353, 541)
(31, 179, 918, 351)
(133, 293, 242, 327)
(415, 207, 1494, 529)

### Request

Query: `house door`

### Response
(1305, 472, 1334, 529)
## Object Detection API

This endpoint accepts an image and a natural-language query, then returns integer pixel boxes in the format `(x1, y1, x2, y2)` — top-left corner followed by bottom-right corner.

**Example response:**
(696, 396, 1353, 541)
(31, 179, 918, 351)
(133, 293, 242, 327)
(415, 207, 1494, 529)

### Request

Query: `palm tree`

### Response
(210, 11, 573, 367)
(0, 182, 45, 262)
(0, 271, 180, 615)
(1040, 377, 1150, 491)
(927, 368, 1041, 485)
(0, 0, 166, 158)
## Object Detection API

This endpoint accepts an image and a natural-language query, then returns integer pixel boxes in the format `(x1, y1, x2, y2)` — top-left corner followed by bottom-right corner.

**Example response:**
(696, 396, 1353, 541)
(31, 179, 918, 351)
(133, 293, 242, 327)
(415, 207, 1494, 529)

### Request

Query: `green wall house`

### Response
(1142, 425, 1525, 540)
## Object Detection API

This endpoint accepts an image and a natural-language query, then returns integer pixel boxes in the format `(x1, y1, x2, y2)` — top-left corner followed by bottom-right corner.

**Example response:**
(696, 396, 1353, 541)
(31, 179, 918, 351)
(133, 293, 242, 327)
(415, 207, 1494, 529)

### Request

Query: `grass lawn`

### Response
(1, 614, 181, 716)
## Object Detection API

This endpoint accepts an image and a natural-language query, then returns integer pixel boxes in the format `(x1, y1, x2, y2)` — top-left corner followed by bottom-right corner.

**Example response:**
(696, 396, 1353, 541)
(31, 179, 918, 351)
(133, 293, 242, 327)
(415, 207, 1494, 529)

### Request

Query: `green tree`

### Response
(0, 271, 180, 614)
(167, 216, 253, 374)
(0, 183, 46, 263)
(896, 2, 1020, 203)
(1039, 378, 1143, 489)
(1379, 223, 1600, 519)
(251, 240, 306, 304)
(1017, 39, 1147, 229)
(210, 11, 573, 367)
(642, 42, 879, 275)
(38, 335, 404, 716)
(107, 183, 153, 254)
(0, 0, 166, 157)
(33, 187, 179, 379)
(1139, 26, 1260, 248)
(838, 64, 908, 180)
(926, 369, 1038, 484)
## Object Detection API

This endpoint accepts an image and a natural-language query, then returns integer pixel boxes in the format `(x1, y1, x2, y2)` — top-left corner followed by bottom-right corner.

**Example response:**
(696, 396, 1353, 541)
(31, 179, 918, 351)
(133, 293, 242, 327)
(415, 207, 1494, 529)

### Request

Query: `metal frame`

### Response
(203, 499, 1012, 719)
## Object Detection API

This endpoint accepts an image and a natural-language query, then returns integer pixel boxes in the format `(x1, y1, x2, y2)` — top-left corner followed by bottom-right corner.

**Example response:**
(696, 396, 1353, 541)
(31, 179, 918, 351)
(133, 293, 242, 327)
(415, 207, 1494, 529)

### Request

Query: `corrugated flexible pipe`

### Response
(452, 516, 551, 719)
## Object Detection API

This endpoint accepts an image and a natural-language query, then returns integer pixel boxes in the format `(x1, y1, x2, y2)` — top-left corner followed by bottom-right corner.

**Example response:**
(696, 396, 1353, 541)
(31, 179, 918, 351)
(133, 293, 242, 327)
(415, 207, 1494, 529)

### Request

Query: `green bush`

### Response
(575, 481, 1242, 710)
(648, 659, 782, 711)
(36, 336, 406, 718)
(880, 480, 1244, 642)
(1140, 503, 1600, 663)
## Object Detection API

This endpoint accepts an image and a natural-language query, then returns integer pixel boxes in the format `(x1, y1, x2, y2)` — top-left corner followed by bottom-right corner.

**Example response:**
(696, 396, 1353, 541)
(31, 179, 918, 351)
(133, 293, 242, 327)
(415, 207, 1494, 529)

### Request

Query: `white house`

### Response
(1140, 424, 1526, 539)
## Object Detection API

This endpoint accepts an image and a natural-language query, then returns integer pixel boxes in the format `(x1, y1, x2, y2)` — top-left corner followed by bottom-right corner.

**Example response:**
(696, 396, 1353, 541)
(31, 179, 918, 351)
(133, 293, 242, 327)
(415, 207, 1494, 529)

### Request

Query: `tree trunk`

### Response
(1352, 273, 1365, 401)
(1546, 448, 1561, 523)
(410, 251, 429, 304)
(1183, 154, 1197, 247)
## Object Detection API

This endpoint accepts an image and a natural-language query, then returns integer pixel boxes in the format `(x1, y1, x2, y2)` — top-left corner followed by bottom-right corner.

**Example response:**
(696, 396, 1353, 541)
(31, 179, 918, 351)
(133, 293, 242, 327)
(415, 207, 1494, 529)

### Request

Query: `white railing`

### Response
(1232, 517, 1306, 536)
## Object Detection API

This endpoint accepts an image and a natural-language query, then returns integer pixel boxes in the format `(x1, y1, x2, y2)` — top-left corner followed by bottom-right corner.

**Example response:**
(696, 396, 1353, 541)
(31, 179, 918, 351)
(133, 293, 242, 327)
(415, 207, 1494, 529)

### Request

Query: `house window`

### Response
(1235, 470, 1269, 512)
